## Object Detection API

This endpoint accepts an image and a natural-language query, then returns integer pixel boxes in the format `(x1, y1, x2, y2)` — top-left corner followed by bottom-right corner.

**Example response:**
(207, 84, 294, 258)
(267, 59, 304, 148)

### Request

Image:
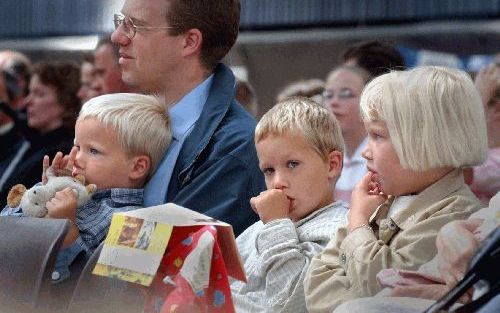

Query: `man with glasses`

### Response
(111, 0, 264, 236)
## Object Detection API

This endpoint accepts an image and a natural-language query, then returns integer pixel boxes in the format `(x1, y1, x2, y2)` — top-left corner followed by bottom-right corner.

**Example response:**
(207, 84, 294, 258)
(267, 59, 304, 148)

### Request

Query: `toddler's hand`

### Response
(46, 187, 78, 222)
(349, 172, 387, 231)
(250, 189, 290, 224)
(42, 147, 78, 184)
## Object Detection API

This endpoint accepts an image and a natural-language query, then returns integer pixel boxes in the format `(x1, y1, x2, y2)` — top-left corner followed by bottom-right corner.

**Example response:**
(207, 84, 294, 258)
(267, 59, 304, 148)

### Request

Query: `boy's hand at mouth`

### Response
(349, 172, 388, 231)
(250, 189, 291, 224)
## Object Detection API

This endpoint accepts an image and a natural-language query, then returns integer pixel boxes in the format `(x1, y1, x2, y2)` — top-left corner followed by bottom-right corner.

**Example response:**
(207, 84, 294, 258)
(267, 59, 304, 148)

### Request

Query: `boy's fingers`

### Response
(43, 155, 49, 170)
(42, 155, 50, 184)
(65, 147, 78, 170)
(55, 187, 75, 199)
(51, 152, 63, 168)
(249, 197, 259, 214)
(45, 201, 54, 211)
(64, 187, 77, 197)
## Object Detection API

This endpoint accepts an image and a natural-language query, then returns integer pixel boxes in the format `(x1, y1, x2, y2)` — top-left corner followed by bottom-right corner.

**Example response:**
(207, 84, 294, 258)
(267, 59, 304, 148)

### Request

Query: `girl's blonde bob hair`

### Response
(78, 93, 172, 176)
(256, 96, 345, 160)
(360, 66, 487, 171)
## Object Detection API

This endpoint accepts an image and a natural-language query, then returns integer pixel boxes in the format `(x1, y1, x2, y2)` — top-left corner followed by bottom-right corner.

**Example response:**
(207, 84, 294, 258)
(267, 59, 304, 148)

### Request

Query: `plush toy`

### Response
(6, 166, 97, 218)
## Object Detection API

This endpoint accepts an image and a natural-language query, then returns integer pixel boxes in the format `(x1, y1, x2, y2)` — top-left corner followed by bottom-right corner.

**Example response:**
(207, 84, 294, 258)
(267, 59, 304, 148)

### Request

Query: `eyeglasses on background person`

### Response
(322, 88, 358, 102)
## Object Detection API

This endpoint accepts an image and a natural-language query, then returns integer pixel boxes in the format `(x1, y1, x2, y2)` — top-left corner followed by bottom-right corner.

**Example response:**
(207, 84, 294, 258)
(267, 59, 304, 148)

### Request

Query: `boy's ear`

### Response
(129, 155, 151, 181)
(181, 28, 203, 58)
(327, 150, 343, 180)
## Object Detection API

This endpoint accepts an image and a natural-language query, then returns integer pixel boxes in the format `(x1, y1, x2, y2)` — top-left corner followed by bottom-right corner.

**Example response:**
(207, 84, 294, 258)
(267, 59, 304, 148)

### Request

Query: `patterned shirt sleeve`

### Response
(76, 188, 143, 254)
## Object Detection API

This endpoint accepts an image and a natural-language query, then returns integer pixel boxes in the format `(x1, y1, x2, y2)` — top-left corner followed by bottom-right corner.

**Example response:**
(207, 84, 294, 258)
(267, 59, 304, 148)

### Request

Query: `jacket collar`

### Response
(174, 63, 235, 179)
(370, 169, 466, 230)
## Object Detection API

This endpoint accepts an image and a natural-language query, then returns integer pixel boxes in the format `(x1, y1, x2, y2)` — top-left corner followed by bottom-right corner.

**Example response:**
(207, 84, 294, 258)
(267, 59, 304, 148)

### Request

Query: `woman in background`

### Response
(0, 61, 80, 207)
(323, 65, 372, 204)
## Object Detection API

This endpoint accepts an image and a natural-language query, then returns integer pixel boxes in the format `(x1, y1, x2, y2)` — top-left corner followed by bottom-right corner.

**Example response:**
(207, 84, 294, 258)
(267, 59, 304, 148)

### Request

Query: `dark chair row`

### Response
(0, 217, 143, 313)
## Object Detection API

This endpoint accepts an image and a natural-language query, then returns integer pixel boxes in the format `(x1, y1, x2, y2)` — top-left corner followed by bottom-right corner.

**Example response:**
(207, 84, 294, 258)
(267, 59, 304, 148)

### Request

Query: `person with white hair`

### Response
(304, 66, 488, 312)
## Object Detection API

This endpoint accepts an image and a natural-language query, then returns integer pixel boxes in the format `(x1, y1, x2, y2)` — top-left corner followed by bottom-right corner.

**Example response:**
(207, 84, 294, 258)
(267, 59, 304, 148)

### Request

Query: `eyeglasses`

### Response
(113, 13, 174, 39)
(322, 89, 358, 102)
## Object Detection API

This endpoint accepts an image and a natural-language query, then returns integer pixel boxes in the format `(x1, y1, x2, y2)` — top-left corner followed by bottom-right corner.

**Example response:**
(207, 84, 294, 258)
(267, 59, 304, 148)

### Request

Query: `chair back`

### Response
(68, 242, 144, 313)
(0, 216, 68, 312)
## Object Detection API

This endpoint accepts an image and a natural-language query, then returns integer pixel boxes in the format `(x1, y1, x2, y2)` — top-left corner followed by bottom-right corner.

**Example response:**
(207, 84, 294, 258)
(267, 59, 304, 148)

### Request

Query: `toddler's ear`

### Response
(327, 150, 343, 179)
(129, 155, 151, 181)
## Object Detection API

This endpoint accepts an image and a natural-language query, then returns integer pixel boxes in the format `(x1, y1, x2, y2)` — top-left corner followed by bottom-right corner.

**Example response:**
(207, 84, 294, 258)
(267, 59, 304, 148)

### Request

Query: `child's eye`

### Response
(287, 161, 300, 168)
(89, 148, 99, 155)
(262, 167, 274, 175)
(369, 133, 382, 141)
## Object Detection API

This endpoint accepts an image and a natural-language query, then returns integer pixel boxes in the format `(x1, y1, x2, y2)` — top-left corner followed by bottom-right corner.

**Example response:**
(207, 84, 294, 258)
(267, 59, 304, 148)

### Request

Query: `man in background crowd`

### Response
(93, 37, 133, 94)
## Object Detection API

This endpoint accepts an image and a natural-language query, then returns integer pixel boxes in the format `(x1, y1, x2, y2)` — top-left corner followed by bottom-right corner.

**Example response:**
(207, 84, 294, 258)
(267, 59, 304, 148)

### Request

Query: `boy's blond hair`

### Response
(360, 66, 487, 171)
(256, 96, 344, 160)
(78, 93, 172, 177)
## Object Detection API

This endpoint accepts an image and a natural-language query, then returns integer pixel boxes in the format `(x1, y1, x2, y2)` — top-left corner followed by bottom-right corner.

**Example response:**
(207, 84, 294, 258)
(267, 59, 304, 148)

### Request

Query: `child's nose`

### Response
(361, 145, 372, 160)
(74, 150, 84, 168)
(272, 172, 288, 190)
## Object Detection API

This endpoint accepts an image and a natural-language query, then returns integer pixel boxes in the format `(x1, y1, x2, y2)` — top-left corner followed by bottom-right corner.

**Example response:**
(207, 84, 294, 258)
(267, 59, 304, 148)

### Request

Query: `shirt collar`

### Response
(168, 74, 214, 140)
(91, 188, 144, 206)
(375, 169, 465, 230)
(387, 195, 416, 218)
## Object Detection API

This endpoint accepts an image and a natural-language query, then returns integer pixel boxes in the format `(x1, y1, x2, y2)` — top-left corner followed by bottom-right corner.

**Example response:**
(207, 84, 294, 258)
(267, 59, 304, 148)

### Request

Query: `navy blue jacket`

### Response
(167, 64, 265, 236)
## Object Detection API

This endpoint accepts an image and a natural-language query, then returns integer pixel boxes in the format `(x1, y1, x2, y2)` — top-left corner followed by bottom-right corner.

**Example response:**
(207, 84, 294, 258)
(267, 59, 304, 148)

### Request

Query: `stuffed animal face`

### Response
(6, 167, 97, 218)
(20, 184, 51, 217)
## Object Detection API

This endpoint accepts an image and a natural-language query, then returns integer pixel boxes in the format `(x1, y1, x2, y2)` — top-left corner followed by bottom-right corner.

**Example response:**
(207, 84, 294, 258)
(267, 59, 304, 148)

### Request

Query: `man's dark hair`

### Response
(342, 41, 405, 77)
(166, 0, 240, 71)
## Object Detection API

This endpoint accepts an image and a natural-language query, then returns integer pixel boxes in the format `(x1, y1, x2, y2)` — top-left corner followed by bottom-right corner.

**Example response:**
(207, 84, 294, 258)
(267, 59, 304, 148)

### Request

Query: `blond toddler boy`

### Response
(2, 93, 171, 282)
(230, 97, 349, 312)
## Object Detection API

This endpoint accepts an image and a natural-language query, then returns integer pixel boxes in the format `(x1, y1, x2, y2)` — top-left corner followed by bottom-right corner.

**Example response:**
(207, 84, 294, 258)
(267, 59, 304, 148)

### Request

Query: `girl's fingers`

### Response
(358, 172, 373, 189)
(367, 172, 381, 194)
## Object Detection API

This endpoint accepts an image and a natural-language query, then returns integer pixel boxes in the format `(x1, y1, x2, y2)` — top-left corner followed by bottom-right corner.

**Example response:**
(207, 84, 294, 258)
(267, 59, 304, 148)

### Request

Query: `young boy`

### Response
(304, 66, 487, 312)
(2, 93, 171, 282)
(230, 97, 349, 312)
